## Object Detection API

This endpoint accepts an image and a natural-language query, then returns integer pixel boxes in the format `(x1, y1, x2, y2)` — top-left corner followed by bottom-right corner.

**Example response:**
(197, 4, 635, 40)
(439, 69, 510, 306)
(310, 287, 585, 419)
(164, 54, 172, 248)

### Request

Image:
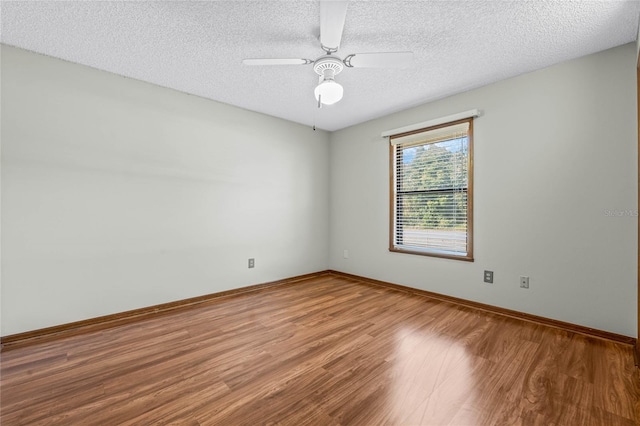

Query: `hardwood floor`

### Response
(1, 274, 639, 425)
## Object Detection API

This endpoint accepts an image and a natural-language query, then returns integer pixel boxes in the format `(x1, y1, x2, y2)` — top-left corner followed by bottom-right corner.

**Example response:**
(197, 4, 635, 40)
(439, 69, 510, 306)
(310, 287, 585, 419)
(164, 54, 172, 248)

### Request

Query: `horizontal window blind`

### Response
(390, 122, 469, 146)
(390, 118, 472, 259)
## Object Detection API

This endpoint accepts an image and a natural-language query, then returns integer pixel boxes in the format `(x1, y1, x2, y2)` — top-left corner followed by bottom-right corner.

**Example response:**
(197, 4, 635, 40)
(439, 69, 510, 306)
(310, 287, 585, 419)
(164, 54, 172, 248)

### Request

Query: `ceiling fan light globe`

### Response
(314, 80, 343, 105)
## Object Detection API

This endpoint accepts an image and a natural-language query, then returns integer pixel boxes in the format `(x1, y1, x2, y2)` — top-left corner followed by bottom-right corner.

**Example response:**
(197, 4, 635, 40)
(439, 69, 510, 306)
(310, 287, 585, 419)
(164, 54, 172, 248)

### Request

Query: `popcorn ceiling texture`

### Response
(2, 1, 639, 131)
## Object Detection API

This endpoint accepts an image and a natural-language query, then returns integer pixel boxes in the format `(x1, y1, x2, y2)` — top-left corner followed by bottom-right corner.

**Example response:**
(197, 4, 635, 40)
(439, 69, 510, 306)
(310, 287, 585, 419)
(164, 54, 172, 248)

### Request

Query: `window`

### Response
(389, 118, 473, 261)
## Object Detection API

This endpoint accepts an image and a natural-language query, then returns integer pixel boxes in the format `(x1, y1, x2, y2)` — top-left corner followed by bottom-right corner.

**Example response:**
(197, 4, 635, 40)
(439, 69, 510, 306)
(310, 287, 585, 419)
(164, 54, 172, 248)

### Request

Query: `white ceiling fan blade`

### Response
(345, 52, 414, 68)
(242, 58, 312, 66)
(320, 1, 348, 51)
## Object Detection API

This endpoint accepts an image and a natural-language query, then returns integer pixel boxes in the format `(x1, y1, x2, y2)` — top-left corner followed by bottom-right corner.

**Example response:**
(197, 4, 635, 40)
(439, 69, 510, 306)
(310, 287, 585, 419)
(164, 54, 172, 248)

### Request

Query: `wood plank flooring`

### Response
(1, 274, 639, 425)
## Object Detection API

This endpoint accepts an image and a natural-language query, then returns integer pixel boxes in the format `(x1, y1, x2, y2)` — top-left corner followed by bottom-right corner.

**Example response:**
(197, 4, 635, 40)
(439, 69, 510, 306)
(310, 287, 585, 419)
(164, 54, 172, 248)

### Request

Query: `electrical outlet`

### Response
(248, 258, 255, 269)
(343, 249, 349, 259)
(520, 276, 529, 289)
(484, 270, 494, 283)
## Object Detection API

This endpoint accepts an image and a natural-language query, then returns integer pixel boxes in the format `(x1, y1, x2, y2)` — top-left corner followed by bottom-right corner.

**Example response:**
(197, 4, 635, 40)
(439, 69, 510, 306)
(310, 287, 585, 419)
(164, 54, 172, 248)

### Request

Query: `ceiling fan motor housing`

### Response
(314, 55, 344, 79)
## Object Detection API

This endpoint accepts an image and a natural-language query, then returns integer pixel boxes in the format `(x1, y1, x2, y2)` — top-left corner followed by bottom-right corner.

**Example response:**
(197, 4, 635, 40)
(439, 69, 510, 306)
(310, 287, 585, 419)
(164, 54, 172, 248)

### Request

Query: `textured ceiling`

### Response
(2, 1, 639, 131)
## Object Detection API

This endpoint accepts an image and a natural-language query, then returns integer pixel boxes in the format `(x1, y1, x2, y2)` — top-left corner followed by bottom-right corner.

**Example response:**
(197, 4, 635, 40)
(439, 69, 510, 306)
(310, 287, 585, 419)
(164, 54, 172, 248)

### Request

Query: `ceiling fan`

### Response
(242, 1, 413, 107)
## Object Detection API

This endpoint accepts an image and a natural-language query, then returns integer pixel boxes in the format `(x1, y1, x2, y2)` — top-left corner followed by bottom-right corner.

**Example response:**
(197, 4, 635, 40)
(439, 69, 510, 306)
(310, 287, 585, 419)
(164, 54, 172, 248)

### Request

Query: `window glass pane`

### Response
(398, 137, 468, 192)
(396, 191, 468, 253)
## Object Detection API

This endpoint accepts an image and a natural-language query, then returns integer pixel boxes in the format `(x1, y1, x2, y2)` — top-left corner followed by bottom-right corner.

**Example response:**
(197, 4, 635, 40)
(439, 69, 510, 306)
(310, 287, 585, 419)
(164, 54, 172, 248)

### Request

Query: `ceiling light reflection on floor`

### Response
(387, 328, 478, 425)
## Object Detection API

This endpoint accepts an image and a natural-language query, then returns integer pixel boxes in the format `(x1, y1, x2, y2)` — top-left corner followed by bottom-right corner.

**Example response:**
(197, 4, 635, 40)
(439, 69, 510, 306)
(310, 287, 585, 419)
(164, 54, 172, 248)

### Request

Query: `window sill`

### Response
(389, 247, 474, 262)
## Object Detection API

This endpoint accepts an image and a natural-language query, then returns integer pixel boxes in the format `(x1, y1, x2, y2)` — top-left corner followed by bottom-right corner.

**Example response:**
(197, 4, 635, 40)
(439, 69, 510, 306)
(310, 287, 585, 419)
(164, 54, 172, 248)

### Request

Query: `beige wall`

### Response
(1, 45, 330, 335)
(329, 43, 638, 337)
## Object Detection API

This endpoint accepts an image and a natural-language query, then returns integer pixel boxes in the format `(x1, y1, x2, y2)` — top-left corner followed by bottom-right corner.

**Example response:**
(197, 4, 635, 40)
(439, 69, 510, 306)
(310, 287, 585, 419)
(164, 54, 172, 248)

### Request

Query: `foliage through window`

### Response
(390, 118, 473, 260)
